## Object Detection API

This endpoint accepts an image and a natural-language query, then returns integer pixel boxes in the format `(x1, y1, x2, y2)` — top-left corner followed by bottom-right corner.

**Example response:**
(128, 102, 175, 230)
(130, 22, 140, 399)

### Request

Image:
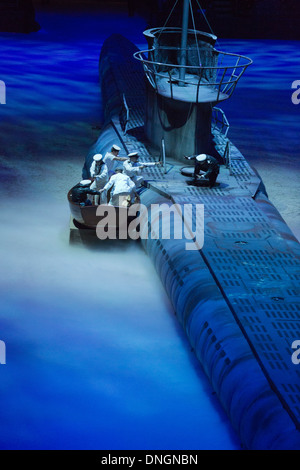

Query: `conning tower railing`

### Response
(134, 47, 252, 104)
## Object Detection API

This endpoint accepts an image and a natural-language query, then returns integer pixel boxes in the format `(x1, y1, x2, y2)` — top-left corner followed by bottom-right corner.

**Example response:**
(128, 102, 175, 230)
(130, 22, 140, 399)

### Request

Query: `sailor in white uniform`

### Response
(102, 168, 137, 207)
(123, 151, 162, 187)
(89, 154, 109, 204)
(103, 144, 128, 176)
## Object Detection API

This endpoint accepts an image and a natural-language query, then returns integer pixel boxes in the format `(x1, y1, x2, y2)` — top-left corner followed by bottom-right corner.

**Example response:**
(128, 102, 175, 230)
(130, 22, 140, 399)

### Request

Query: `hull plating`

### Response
(88, 34, 300, 450)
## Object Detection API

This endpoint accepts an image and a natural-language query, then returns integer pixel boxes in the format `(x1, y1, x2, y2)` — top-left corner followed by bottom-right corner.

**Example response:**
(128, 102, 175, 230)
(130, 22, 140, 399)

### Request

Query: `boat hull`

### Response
(68, 190, 139, 231)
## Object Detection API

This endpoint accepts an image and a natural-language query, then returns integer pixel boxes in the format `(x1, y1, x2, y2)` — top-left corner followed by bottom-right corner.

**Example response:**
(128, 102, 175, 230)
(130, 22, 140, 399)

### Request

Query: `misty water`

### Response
(0, 3, 299, 450)
(0, 5, 241, 449)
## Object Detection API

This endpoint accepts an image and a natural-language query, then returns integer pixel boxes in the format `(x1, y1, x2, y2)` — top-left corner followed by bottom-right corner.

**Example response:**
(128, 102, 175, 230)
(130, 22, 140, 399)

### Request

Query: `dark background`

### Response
(1, 0, 300, 39)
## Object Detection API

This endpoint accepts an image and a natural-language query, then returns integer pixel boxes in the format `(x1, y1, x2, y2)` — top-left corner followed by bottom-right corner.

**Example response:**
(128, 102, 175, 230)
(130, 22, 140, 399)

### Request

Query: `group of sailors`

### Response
(71, 144, 162, 207)
(71, 144, 221, 206)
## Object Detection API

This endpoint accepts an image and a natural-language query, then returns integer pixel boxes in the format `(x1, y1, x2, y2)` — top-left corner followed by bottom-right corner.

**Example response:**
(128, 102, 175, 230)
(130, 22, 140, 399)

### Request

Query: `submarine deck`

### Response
(97, 34, 300, 447)
(110, 100, 300, 435)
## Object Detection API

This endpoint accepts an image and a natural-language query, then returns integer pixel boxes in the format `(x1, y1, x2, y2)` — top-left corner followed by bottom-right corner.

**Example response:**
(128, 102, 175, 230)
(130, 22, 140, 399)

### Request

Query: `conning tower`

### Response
(134, 1, 252, 162)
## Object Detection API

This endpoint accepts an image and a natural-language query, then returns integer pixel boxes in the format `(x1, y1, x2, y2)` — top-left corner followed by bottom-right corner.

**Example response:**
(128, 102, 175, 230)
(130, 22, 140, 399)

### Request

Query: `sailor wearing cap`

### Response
(71, 180, 101, 206)
(89, 154, 109, 204)
(123, 151, 162, 187)
(103, 144, 128, 176)
(102, 168, 137, 207)
(184, 153, 220, 188)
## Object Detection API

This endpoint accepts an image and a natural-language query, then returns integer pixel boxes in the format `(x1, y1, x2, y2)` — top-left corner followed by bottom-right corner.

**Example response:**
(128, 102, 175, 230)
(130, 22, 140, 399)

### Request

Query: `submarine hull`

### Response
(83, 34, 300, 450)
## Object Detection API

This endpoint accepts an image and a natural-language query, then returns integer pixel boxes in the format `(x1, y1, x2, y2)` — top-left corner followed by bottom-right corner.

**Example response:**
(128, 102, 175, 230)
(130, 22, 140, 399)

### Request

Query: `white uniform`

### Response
(123, 160, 156, 187)
(103, 152, 122, 175)
(90, 162, 108, 204)
(103, 173, 136, 206)
(90, 162, 108, 188)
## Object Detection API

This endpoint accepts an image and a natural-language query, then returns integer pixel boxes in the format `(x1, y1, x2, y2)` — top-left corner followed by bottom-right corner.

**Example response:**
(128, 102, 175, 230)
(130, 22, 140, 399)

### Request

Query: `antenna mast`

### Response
(179, 0, 190, 86)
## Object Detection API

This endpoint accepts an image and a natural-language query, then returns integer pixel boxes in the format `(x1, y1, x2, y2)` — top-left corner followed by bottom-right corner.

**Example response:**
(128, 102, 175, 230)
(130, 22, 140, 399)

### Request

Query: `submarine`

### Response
(69, 0, 300, 450)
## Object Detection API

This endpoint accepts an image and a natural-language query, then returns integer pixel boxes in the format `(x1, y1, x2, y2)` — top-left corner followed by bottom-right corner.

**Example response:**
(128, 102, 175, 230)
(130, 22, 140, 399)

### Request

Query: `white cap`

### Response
(128, 152, 139, 158)
(93, 154, 103, 161)
(112, 144, 121, 151)
(196, 154, 207, 162)
(80, 179, 91, 186)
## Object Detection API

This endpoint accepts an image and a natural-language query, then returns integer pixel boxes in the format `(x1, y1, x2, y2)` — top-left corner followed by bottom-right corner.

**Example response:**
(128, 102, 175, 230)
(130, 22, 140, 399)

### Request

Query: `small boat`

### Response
(67, 188, 140, 231)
